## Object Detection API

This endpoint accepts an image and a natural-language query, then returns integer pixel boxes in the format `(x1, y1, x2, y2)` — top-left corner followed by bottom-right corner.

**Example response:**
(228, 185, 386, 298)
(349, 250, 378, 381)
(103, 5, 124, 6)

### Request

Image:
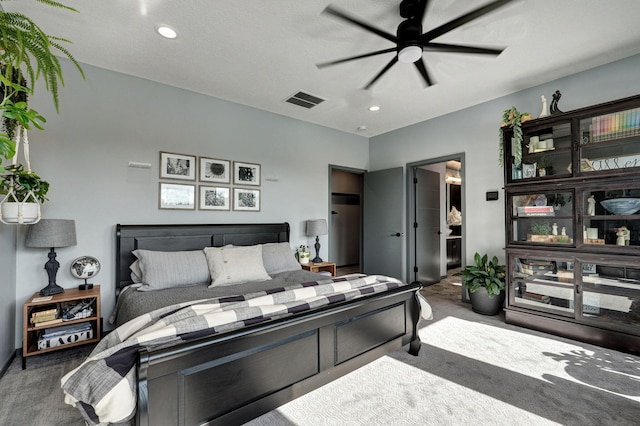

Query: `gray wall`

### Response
(8, 62, 369, 348)
(370, 54, 640, 279)
(0, 226, 16, 369)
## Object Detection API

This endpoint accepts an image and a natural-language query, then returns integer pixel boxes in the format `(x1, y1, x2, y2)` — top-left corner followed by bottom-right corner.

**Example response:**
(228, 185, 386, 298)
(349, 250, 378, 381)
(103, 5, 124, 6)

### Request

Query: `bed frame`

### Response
(116, 223, 422, 426)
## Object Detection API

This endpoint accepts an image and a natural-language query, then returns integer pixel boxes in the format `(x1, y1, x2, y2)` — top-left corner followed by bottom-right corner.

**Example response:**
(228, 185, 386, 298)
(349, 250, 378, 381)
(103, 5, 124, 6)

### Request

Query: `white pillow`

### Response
(204, 245, 271, 287)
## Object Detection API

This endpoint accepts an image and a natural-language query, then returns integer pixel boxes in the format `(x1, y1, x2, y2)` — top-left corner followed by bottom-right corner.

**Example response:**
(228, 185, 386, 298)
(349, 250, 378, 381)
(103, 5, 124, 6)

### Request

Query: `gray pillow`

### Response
(262, 242, 301, 274)
(132, 249, 210, 291)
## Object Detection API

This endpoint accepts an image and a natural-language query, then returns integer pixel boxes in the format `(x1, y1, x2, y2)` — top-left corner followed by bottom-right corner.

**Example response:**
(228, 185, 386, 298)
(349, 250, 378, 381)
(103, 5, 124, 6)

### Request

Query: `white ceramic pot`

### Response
(299, 252, 310, 264)
(1, 202, 40, 224)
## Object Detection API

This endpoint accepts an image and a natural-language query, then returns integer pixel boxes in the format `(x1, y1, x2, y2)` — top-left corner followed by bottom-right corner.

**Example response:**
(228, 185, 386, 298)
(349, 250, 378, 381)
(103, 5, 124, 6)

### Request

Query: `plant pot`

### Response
(298, 253, 310, 264)
(1, 201, 40, 224)
(469, 287, 505, 316)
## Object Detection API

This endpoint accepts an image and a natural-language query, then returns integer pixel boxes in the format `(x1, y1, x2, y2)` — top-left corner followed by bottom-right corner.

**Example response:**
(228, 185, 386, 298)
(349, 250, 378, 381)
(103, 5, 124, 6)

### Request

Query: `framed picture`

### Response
(522, 162, 537, 179)
(159, 183, 195, 210)
(199, 157, 230, 183)
(199, 186, 230, 210)
(233, 161, 261, 186)
(233, 188, 260, 212)
(160, 152, 196, 181)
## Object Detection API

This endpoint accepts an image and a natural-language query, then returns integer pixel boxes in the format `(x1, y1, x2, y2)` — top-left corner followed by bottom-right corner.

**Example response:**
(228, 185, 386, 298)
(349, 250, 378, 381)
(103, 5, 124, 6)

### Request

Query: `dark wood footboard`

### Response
(136, 282, 422, 426)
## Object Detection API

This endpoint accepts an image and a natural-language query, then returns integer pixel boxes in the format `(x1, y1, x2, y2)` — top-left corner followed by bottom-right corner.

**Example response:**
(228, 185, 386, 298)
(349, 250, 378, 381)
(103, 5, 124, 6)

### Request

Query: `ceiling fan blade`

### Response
(419, 0, 513, 43)
(413, 58, 434, 87)
(424, 42, 505, 55)
(364, 57, 398, 90)
(323, 6, 398, 44)
(316, 48, 397, 69)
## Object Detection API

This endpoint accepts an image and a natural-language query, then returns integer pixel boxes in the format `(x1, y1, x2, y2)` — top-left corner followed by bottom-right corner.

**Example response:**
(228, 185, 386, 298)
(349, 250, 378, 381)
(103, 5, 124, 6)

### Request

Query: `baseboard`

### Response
(0, 349, 18, 379)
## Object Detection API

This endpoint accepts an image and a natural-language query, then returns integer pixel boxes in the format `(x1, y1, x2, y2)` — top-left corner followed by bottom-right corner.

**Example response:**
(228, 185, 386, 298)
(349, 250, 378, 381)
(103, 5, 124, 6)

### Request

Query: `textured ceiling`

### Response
(4, 0, 640, 136)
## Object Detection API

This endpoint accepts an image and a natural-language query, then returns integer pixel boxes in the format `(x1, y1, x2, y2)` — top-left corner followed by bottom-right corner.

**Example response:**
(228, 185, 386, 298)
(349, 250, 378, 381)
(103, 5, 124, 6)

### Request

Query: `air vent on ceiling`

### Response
(284, 91, 326, 109)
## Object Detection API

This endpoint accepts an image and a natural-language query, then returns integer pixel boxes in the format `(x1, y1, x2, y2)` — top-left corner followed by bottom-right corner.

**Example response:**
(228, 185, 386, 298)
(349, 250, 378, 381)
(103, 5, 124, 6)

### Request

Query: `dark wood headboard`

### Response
(115, 223, 290, 294)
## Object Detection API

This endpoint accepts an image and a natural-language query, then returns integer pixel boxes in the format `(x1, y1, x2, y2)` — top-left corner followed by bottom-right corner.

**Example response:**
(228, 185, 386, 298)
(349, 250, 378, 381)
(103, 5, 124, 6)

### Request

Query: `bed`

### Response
(62, 223, 425, 426)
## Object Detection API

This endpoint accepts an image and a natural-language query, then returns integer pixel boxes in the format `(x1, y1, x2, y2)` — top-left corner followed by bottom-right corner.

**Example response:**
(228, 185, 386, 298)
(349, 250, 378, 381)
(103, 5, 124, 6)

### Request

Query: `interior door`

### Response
(414, 167, 441, 284)
(362, 167, 404, 280)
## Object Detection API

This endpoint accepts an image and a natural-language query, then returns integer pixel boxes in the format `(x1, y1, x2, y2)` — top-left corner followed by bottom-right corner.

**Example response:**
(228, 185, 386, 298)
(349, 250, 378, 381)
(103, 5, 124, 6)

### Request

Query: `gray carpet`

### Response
(2, 294, 639, 425)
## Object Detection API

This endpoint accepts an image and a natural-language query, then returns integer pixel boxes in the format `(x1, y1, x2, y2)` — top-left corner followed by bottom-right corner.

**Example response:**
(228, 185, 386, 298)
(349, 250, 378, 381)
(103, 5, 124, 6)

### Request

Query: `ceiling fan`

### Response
(317, 0, 513, 89)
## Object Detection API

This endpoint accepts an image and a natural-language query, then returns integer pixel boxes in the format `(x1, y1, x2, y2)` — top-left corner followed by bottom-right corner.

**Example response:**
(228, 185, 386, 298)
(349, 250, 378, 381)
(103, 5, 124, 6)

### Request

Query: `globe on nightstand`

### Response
(70, 256, 100, 290)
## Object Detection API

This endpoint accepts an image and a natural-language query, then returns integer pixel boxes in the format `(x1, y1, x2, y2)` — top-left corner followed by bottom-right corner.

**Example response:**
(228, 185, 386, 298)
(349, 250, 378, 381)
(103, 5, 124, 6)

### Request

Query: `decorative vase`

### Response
(469, 287, 505, 316)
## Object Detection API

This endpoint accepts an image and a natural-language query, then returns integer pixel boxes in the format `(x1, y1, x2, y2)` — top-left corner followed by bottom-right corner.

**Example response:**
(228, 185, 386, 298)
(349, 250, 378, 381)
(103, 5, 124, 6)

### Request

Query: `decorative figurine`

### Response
(550, 90, 563, 114)
(538, 95, 549, 118)
(587, 194, 596, 216)
(552, 223, 558, 235)
(447, 206, 462, 226)
(561, 227, 566, 236)
(616, 227, 627, 246)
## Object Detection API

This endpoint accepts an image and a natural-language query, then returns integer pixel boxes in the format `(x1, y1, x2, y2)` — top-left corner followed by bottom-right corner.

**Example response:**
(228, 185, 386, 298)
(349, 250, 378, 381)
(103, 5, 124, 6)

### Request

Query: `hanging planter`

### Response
(0, 128, 49, 224)
(498, 107, 533, 168)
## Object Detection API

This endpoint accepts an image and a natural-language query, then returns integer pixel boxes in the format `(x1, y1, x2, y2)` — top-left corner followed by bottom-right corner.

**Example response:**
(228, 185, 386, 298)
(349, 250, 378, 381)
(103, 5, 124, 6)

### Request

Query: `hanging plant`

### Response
(498, 107, 532, 168)
(0, 0, 85, 170)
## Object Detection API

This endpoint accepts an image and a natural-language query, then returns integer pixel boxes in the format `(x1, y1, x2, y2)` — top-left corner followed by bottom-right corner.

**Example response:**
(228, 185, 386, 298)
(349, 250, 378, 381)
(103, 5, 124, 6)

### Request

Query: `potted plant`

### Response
(297, 245, 310, 264)
(454, 252, 506, 315)
(498, 106, 533, 169)
(0, 163, 49, 222)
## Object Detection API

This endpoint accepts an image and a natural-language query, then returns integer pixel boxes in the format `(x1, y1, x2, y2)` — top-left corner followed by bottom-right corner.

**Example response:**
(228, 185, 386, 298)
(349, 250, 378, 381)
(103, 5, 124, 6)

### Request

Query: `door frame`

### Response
(406, 153, 466, 285)
(328, 165, 366, 270)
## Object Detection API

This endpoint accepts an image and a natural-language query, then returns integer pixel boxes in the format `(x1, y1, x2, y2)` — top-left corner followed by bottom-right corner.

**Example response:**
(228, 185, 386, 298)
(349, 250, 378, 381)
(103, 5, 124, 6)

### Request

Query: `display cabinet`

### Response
(502, 94, 640, 354)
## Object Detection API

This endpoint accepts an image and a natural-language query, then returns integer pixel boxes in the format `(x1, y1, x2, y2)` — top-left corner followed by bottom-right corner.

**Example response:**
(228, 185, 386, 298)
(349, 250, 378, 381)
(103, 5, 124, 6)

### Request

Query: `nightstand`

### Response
(301, 261, 336, 276)
(22, 285, 101, 369)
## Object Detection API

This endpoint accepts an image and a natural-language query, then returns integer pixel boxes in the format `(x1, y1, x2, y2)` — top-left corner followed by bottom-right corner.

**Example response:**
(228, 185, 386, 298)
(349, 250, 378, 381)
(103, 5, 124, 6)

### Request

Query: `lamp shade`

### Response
(25, 219, 77, 248)
(305, 219, 327, 237)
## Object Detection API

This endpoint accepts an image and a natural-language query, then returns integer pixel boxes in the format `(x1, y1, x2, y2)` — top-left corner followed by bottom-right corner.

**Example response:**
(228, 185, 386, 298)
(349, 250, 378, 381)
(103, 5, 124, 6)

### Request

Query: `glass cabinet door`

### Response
(510, 255, 575, 316)
(508, 121, 572, 183)
(581, 184, 640, 248)
(509, 190, 574, 245)
(579, 106, 640, 175)
(579, 262, 640, 331)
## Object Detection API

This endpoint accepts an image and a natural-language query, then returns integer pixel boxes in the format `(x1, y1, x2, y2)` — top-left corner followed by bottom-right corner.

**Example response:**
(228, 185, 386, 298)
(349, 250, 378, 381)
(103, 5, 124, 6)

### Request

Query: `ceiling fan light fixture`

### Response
(398, 45, 422, 63)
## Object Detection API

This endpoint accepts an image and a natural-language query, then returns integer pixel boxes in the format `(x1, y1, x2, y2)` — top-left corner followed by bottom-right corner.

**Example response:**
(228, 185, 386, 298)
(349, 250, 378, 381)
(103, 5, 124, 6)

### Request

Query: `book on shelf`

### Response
(37, 328, 93, 350)
(32, 307, 57, 317)
(41, 321, 91, 338)
(517, 206, 555, 217)
(33, 318, 63, 327)
(590, 107, 640, 142)
(522, 292, 551, 303)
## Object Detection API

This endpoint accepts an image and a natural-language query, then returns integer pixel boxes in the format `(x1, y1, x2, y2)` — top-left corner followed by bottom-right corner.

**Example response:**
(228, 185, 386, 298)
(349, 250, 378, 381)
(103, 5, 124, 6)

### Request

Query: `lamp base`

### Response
(40, 283, 65, 296)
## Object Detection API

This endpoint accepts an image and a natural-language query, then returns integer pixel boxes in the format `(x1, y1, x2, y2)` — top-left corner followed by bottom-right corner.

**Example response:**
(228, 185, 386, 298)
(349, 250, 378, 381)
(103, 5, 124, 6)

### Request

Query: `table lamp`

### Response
(306, 219, 327, 263)
(25, 219, 77, 296)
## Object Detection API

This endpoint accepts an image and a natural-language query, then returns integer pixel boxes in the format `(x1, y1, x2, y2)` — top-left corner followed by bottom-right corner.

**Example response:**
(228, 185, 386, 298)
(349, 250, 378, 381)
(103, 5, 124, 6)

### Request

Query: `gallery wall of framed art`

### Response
(158, 151, 261, 212)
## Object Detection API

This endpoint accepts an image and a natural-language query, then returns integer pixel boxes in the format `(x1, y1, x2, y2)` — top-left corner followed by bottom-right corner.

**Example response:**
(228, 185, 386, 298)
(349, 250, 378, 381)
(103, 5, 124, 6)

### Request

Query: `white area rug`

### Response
(247, 295, 640, 426)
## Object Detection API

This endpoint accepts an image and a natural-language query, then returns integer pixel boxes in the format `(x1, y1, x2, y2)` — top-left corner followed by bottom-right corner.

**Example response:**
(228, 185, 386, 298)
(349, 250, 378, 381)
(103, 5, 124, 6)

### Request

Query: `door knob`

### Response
(390, 232, 404, 237)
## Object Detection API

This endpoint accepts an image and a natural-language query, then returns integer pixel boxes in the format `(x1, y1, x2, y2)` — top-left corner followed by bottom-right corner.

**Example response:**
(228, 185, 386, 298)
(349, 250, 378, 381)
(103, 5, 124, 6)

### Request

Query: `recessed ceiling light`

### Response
(357, 125, 367, 131)
(156, 25, 178, 39)
(368, 105, 380, 112)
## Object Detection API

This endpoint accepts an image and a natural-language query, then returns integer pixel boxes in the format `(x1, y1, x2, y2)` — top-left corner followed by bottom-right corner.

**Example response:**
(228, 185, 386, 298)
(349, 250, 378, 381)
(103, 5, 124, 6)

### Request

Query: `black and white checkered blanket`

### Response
(61, 274, 410, 425)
